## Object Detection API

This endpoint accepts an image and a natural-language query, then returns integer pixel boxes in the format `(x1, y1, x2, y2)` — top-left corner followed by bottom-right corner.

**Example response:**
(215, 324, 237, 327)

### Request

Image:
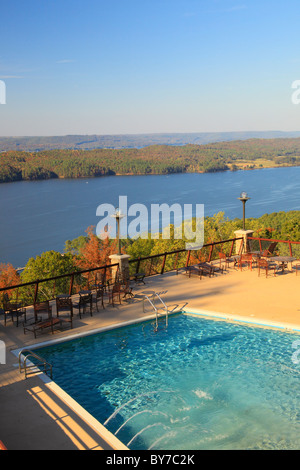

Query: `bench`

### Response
(133, 272, 146, 284)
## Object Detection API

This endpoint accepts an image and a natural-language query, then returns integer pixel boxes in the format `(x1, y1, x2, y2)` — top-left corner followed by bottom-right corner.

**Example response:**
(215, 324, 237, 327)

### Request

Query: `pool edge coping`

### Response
(181, 308, 300, 333)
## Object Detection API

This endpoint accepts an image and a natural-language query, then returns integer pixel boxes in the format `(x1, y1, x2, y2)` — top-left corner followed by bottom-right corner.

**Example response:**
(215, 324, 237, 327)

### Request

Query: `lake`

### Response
(1, 167, 300, 268)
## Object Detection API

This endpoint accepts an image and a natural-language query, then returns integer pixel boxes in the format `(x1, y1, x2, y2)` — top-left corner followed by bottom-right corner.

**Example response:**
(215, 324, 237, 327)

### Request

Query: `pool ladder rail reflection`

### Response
(18, 349, 53, 380)
(142, 293, 169, 329)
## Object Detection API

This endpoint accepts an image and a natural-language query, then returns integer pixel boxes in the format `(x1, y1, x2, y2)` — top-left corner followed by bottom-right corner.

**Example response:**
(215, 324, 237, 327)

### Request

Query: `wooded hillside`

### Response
(1, 137, 300, 183)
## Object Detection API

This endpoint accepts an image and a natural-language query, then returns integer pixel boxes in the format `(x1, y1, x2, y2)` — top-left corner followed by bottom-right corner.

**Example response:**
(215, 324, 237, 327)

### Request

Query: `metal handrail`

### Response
(154, 293, 169, 327)
(18, 349, 53, 379)
(143, 293, 169, 329)
(143, 294, 157, 313)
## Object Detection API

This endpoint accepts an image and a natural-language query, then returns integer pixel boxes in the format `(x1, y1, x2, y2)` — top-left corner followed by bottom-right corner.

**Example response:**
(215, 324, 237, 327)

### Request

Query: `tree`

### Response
(75, 226, 117, 270)
(0, 263, 20, 306)
(64, 235, 88, 256)
(21, 251, 78, 302)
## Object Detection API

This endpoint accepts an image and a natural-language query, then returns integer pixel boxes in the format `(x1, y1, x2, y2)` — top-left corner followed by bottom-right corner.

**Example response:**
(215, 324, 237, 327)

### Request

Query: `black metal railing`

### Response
(0, 237, 242, 308)
(0, 263, 119, 307)
(248, 236, 300, 258)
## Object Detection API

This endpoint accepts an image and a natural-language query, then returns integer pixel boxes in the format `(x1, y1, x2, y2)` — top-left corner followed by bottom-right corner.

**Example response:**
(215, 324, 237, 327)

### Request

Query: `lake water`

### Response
(1, 167, 300, 268)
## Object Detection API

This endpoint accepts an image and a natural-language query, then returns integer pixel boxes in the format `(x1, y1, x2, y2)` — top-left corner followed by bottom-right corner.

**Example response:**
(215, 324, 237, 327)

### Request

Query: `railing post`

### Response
(69, 273, 74, 296)
(136, 257, 141, 274)
(289, 241, 292, 256)
(186, 250, 191, 267)
(174, 251, 179, 271)
(229, 239, 235, 257)
(161, 253, 167, 275)
(208, 244, 214, 262)
(149, 258, 153, 276)
(33, 281, 39, 304)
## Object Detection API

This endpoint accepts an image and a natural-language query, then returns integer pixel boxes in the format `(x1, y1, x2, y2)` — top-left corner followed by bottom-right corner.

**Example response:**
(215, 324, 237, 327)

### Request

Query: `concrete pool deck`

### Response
(1, 265, 300, 450)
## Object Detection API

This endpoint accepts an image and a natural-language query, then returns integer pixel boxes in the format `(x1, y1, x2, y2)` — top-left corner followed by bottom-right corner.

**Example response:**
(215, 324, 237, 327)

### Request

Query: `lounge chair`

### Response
(24, 317, 72, 338)
(261, 242, 278, 258)
(184, 265, 202, 279)
(199, 262, 223, 277)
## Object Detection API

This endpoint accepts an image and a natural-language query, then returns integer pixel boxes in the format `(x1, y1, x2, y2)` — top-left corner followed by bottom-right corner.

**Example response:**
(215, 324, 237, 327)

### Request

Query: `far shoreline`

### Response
(0, 163, 299, 185)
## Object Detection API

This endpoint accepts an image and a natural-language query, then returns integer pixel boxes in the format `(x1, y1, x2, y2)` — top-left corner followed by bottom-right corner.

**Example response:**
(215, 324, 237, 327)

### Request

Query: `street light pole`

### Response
(237, 192, 250, 230)
(111, 208, 125, 255)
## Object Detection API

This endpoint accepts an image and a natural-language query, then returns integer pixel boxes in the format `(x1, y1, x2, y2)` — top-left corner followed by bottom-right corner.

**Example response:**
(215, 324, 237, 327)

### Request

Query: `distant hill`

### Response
(1, 130, 300, 152)
(2, 136, 300, 183)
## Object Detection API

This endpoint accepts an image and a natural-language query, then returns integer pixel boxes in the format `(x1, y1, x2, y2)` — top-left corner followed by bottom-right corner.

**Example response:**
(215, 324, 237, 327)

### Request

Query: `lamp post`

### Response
(111, 208, 125, 255)
(237, 192, 250, 230)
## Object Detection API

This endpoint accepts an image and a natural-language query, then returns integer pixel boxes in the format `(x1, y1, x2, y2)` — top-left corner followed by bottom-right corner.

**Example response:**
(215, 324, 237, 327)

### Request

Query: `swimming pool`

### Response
(33, 313, 300, 450)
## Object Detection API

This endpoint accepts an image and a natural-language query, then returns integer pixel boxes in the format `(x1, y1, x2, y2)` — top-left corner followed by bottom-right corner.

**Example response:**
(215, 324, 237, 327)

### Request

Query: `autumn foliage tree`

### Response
(0, 263, 20, 305)
(75, 226, 117, 270)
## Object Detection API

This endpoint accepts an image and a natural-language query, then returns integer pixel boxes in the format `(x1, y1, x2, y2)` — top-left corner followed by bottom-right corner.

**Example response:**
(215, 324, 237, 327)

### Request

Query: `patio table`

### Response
(269, 256, 296, 272)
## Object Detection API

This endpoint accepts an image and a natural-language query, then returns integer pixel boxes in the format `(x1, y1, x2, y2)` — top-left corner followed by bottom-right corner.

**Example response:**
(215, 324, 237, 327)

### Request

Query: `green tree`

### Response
(64, 235, 88, 256)
(21, 251, 78, 302)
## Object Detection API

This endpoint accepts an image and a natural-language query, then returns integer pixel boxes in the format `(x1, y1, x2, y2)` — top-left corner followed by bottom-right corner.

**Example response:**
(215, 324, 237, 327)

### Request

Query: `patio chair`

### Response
(2, 293, 26, 327)
(292, 259, 300, 275)
(108, 283, 124, 306)
(120, 280, 134, 300)
(218, 252, 237, 270)
(257, 259, 278, 277)
(56, 296, 74, 319)
(92, 285, 105, 311)
(76, 292, 93, 319)
(33, 301, 52, 323)
(95, 270, 108, 291)
(237, 253, 253, 271)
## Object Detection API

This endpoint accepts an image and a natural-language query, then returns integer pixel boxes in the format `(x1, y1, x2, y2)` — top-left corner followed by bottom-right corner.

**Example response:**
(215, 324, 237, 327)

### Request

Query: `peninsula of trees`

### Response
(2, 137, 300, 183)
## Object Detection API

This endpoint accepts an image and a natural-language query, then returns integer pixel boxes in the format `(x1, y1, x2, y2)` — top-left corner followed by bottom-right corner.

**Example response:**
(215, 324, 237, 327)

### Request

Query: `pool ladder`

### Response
(18, 349, 53, 380)
(143, 293, 169, 329)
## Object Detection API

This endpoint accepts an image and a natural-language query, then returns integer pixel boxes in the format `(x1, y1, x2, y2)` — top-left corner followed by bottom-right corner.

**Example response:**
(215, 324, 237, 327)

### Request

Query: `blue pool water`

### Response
(34, 314, 300, 450)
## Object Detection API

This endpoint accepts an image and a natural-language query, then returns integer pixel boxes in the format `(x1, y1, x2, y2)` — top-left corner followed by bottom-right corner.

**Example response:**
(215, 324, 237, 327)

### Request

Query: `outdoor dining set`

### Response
(182, 247, 300, 280)
(1, 275, 136, 338)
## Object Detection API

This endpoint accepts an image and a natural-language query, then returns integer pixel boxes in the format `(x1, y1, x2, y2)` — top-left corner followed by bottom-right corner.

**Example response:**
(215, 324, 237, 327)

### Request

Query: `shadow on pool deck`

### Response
(1, 266, 300, 450)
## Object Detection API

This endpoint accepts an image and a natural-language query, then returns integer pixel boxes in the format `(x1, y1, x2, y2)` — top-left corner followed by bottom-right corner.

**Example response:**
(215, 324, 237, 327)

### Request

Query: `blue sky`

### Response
(1, 0, 300, 136)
